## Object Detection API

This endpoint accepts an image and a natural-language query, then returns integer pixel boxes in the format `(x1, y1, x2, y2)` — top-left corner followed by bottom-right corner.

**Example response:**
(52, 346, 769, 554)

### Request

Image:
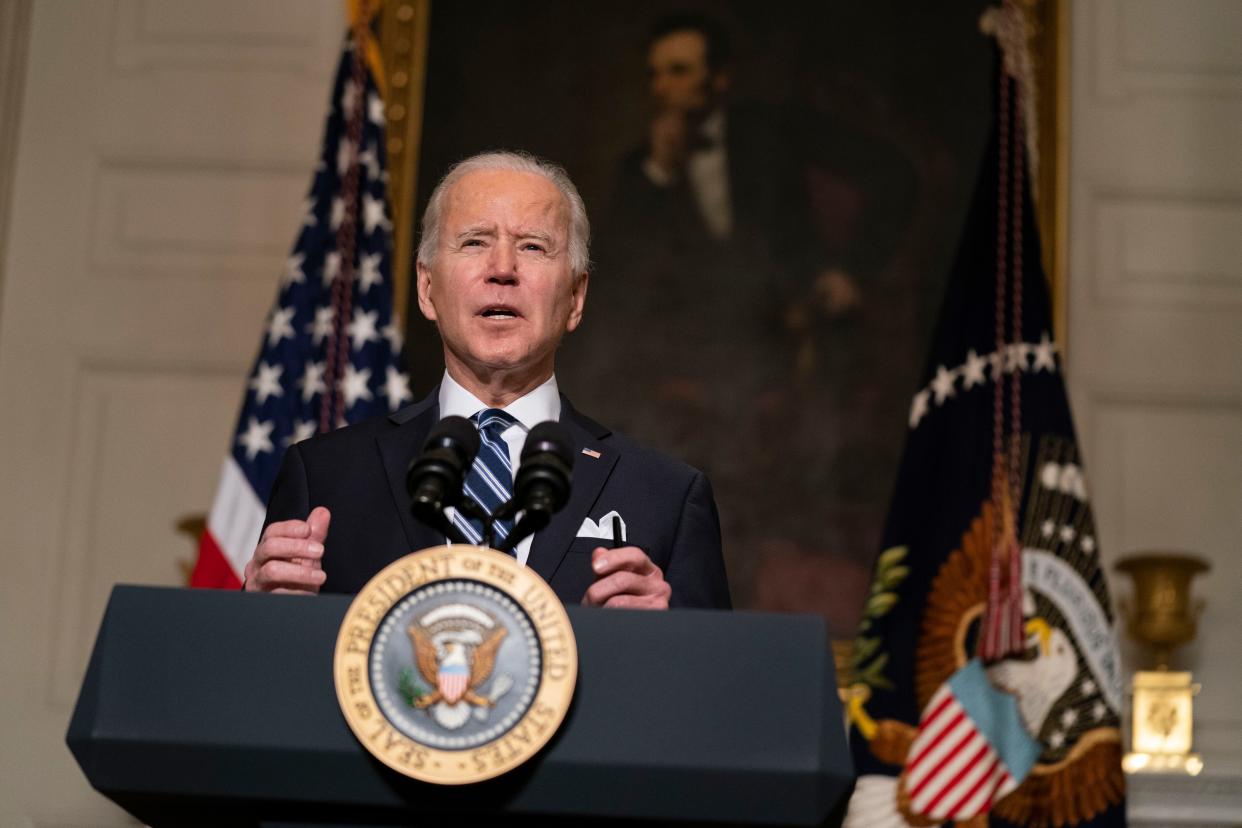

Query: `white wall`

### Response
(1068, 0, 1242, 821)
(0, 2, 343, 824)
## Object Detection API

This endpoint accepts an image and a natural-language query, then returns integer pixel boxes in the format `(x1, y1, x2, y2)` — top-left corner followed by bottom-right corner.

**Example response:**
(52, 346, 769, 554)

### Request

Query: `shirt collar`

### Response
(437, 371, 561, 431)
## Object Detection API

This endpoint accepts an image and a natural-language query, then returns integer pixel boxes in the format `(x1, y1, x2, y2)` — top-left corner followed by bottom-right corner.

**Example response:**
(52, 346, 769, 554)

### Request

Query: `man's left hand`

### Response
(582, 546, 671, 610)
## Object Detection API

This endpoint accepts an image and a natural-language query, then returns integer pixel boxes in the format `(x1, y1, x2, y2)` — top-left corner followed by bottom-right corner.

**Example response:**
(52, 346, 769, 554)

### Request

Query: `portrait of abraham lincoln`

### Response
(404, 0, 995, 634)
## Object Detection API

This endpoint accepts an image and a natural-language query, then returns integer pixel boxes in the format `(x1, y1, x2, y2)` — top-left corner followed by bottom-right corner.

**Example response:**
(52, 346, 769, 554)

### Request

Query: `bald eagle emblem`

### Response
(406, 603, 513, 730)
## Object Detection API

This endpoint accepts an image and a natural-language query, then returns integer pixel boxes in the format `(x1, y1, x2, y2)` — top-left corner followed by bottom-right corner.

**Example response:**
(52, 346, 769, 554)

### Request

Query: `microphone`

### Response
(406, 416, 480, 541)
(495, 421, 575, 553)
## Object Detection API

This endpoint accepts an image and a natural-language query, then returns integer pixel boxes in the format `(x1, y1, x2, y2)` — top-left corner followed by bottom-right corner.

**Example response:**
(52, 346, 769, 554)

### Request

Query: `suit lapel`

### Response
(375, 391, 444, 553)
(525, 397, 617, 583)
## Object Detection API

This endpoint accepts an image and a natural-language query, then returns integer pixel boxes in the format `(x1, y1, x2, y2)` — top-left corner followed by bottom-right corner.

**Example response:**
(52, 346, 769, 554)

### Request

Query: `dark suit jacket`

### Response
(264, 391, 731, 609)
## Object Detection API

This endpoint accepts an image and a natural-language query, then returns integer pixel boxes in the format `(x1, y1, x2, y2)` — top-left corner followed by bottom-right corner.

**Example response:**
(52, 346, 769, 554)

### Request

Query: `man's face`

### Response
(647, 30, 727, 114)
(416, 169, 587, 384)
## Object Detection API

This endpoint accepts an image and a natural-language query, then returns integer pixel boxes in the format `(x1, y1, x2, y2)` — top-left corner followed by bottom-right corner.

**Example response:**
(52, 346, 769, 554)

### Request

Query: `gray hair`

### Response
(416, 150, 591, 274)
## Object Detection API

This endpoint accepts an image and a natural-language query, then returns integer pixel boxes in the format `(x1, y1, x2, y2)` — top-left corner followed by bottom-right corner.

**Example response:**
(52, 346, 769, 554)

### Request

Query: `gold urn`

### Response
(1115, 553, 1208, 669)
(1114, 552, 1210, 775)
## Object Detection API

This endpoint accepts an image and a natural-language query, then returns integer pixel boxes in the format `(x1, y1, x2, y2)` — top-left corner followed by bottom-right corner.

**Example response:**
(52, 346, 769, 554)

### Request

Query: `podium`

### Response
(67, 585, 854, 826)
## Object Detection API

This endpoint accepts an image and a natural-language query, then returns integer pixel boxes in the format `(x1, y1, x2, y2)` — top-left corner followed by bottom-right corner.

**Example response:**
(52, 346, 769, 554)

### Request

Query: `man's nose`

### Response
(486, 243, 517, 283)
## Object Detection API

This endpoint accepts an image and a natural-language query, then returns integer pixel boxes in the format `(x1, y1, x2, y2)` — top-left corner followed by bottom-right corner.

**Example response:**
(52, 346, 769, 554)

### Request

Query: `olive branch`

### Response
(397, 667, 428, 707)
(850, 545, 910, 691)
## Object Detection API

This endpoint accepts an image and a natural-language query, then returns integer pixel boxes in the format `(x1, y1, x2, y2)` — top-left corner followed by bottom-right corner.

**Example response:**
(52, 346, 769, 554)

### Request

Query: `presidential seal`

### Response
(334, 545, 577, 784)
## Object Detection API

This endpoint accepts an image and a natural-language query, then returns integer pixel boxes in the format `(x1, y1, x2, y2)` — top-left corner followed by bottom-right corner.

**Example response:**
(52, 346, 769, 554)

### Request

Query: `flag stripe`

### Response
(908, 717, 974, 798)
(905, 705, 965, 784)
(204, 456, 267, 575)
(919, 737, 991, 816)
(939, 749, 998, 818)
(948, 755, 1006, 820)
(190, 530, 244, 590)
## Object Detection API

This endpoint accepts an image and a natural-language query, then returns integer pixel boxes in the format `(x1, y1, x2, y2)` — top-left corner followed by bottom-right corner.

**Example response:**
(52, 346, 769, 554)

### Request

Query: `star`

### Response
(281, 253, 305, 288)
(1081, 535, 1096, 554)
(1033, 332, 1057, 372)
(962, 349, 987, 389)
(382, 320, 404, 352)
(384, 366, 413, 411)
(1081, 678, 1097, 696)
(321, 251, 341, 287)
(339, 364, 373, 408)
(307, 307, 334, 345)
(348, 309, 380, 350)
(1005, 342, 1030, 373)
(249, 362, 284, 403)
(362, 192, 391, 235)
(285, 419, 318, 446)
(340, 79, 360, 118)
(988, 349, 1005, 379)
(1059, 525, 1076, 543)
(359, 142, 381, 182)
(330, 196, 345, 231)
(237, 417, 275, 460)
(336, 137, 355, 177)
(909, 389, 930, 428)
(357, 252, 383, 293)
(368, 92, 385, 125)
(930, 365, 957, 404)
(266, 307, 296, 346)
(1060, 708, 1078, 728)
(1049, 730, 1066, 749)
(299, 361, 326, 402)
(1093, 701, 1108, 721)
(1041, 519, 1055, 538)
(1041, 461, 1061, 490)
(1070, 471, 1087, 501)
(301, 196, 317, 228)
(1061, 463, 1085, 499)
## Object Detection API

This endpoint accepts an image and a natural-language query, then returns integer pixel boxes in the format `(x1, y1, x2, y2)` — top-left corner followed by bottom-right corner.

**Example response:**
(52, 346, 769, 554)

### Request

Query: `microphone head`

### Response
(424, 415, 480, 467)
(406, 415, 481, 511)
(514, 420, 574, 515)
(521, 421, 574, 469)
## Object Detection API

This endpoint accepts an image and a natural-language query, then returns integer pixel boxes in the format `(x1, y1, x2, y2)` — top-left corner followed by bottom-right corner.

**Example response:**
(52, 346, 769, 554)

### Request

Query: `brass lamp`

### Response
(1114, 552, 1209, 775)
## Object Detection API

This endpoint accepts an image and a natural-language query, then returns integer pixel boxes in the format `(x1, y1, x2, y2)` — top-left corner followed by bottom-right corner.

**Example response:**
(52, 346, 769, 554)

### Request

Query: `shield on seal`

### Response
(437, 655, 469, 704)
(901, 659, 1040, 822)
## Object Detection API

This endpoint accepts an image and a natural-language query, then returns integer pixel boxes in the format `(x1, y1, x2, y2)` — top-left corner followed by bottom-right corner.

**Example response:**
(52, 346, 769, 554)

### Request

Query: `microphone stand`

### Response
(435, 494, 545, 554)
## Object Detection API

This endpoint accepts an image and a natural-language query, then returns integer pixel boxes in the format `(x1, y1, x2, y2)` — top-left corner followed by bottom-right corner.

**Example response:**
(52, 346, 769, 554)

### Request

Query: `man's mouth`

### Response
(479, 306, 520, 320)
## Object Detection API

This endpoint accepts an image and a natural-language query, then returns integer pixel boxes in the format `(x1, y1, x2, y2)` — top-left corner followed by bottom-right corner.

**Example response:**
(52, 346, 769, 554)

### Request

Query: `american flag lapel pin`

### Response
(581, 448, 601, 459)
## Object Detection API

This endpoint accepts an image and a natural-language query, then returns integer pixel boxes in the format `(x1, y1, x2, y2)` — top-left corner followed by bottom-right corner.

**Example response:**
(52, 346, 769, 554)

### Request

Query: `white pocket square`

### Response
(576, 510, 627, 542)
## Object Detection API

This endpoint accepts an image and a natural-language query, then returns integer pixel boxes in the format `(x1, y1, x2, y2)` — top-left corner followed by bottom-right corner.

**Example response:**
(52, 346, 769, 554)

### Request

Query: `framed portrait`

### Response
(380, 0, 1067, 636)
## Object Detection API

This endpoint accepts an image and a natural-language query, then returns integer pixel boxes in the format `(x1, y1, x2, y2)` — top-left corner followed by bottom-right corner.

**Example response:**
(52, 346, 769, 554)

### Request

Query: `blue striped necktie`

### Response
(452, 408, 517, 549)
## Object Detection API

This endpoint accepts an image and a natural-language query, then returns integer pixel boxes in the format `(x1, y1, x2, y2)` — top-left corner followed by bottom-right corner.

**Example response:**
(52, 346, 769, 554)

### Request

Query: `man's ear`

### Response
(415, 261, 437, 322)
(566, 270, 589, 333)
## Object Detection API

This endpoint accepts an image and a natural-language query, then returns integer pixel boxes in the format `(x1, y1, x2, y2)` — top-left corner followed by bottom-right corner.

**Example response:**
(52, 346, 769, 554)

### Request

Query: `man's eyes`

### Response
(457, 238, 548, 253)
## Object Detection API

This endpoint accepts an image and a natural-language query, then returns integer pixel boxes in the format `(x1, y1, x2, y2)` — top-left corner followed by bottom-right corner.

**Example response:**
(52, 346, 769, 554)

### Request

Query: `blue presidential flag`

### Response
(843, 5, 1127, 826)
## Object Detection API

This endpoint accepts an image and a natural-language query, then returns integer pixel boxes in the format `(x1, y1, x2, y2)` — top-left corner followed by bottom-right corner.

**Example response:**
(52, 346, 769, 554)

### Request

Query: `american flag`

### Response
(190, 32, 412, 588)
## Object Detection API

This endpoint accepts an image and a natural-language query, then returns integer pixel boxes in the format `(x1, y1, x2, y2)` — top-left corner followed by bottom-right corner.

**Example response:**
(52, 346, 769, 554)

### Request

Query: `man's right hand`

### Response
(243, 506, 331, 594)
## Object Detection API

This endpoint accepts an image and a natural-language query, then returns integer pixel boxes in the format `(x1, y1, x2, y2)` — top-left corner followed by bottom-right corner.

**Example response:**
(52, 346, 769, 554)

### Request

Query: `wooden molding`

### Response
(1032, 0, 1071, 354)
(379, 0, 431, 328)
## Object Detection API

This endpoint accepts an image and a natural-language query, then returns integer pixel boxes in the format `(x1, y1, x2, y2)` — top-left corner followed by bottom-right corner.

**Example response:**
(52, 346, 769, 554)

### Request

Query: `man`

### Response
(244, 151, 730, 610)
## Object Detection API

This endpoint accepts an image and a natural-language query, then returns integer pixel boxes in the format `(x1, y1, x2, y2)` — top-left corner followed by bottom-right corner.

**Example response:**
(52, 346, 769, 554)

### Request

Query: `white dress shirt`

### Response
(437, 371, 562, 565)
